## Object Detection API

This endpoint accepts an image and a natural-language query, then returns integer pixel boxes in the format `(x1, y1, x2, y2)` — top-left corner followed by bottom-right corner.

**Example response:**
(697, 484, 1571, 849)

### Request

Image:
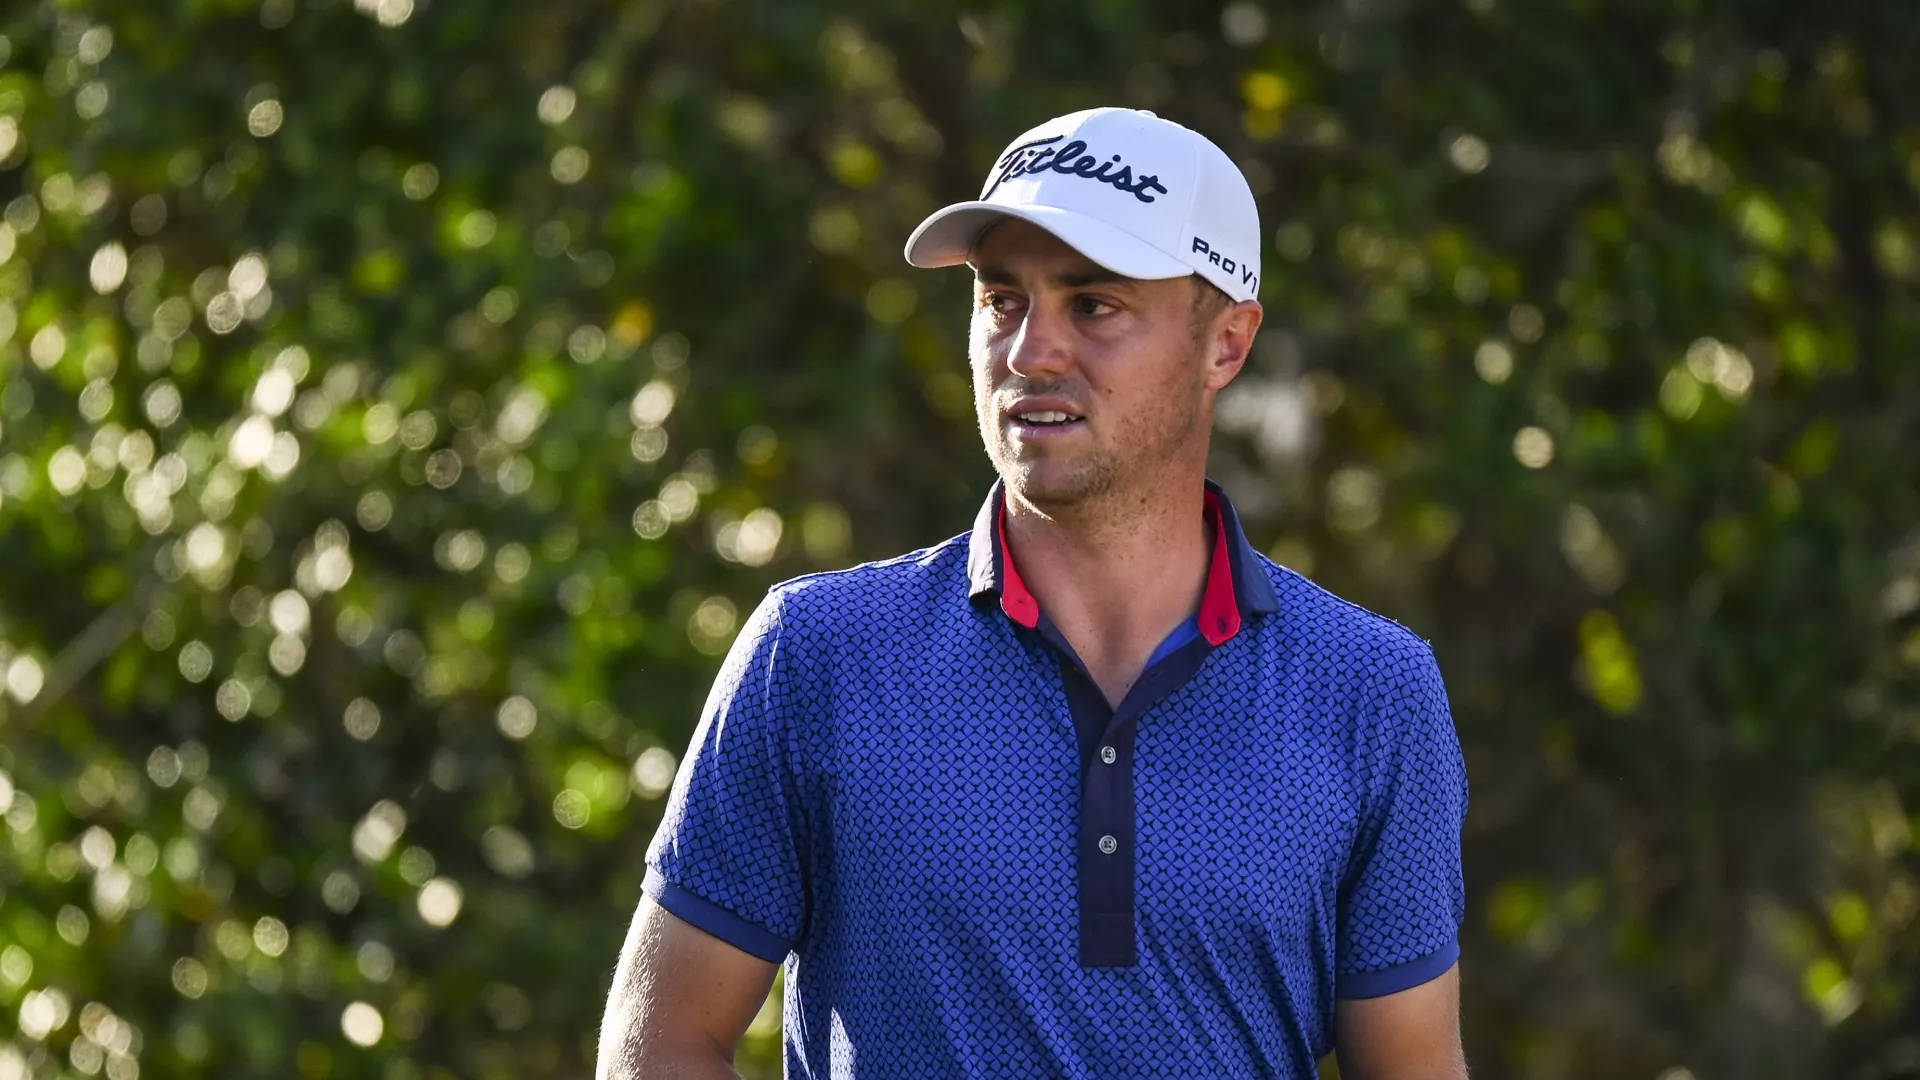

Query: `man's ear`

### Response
(1203, 300, 1263, 391)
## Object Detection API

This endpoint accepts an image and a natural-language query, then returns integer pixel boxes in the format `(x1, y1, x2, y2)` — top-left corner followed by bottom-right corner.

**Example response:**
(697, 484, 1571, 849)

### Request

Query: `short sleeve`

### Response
(643, 588, 811, 963)
(1335, 640, 1469, 999)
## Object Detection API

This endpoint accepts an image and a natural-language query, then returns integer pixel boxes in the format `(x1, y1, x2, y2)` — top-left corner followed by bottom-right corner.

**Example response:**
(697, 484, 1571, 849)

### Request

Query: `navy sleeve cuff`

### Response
(641, 865, 793, 963)
(1335, 937, 1459, 999)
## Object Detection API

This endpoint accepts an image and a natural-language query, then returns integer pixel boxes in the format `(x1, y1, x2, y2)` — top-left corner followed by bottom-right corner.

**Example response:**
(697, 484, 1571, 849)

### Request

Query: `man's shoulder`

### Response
(763, 531, 972, 620)
(1249, 553, 1437, 675)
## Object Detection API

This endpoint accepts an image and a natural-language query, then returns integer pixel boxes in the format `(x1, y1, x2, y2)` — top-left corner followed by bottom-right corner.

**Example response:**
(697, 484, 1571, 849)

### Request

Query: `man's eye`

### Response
(1072, 295, 1114, 316)
(979, 292, 1018, 313)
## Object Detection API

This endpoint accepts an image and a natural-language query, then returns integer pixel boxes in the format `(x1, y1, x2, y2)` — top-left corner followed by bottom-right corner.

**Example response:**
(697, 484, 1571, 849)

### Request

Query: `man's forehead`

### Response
(966, 221, 1103, 274)
(966, 226, 1137, 287)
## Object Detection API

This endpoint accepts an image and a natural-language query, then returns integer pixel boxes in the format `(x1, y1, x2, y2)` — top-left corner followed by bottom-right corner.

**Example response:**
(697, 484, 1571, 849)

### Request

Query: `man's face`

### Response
(967, 219, 1226, 510)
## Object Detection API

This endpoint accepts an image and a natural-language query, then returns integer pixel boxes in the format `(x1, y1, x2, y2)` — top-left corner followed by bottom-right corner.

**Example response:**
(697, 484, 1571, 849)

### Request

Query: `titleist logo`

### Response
(983, 136, 1170, 203)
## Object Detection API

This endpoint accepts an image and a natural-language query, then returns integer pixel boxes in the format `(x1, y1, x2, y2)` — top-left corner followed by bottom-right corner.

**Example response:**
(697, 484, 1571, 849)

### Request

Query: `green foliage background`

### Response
(1, 0, 1917, 1077)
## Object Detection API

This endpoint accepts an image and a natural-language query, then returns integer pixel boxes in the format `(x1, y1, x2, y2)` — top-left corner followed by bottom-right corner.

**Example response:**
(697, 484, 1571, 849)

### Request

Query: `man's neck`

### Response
(1002, 470, 1213, 704)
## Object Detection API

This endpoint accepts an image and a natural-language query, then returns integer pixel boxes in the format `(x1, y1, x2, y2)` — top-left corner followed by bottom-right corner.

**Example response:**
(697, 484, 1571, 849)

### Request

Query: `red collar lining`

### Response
(994, 504, 1042, 628)
(995, 493, 1243, 645)
(1198, 490, 1242, 645)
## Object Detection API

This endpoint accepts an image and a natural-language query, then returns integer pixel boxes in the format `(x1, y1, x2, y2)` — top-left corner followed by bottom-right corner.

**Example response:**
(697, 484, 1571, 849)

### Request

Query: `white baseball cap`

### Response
(903, 107, 1262, 302)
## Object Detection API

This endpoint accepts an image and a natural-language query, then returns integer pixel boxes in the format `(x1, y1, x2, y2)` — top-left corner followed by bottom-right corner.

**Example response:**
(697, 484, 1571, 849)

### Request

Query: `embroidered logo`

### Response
(1191, 235, 1258, 294)
(983, 135, 1170, 203)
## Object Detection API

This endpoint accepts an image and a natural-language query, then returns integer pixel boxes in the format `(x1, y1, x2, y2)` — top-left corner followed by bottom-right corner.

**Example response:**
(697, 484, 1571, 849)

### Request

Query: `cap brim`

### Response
(902, 202, 1192, 280)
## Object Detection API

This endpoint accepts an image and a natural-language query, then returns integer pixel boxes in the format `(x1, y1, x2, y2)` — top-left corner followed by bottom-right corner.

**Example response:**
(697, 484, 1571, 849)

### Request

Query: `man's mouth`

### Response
(1010, 409, 1083, 427)
(1007, 408, 1086, 437)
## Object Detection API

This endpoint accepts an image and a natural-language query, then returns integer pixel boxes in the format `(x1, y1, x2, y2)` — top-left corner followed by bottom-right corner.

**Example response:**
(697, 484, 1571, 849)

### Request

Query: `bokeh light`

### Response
(0, 6, 1913, 1080)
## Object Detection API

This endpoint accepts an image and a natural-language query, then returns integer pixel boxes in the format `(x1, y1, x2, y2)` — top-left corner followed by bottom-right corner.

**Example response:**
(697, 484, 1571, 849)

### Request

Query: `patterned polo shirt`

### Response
(643, 479, 1469, 1078)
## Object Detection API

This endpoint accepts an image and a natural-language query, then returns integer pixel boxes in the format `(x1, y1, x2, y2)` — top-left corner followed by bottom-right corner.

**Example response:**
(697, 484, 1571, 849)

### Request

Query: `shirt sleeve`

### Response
(643, 587, 811, 963)
(1335, 638, 1469, 999)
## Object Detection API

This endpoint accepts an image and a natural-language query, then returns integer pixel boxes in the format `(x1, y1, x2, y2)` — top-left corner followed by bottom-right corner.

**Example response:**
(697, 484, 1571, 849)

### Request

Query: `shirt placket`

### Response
(1039, 618, 1212, 968)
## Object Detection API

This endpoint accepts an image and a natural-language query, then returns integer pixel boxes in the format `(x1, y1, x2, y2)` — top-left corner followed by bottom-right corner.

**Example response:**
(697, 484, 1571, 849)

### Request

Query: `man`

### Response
(596, 107, 1469, 1079)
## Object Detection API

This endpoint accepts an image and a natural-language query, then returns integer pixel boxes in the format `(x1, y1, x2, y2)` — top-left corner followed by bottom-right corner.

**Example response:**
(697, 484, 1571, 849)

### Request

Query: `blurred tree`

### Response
(0, 1, 1915, 1078)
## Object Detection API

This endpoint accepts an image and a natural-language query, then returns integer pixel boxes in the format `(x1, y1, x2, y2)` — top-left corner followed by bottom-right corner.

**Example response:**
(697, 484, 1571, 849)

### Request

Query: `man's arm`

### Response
(1333, 961, 1466, 1080)
(595, 895, 780, 1080)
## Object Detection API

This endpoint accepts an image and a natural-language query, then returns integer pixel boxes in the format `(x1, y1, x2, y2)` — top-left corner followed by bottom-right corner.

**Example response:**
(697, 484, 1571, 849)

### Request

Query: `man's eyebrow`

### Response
(969, 263, 1133, 288)
(1056, 267, 1129, 288)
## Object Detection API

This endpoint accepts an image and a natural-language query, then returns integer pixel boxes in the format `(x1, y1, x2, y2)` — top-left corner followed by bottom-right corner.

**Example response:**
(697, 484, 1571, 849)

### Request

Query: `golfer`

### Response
(596, 107, 1468, 1079)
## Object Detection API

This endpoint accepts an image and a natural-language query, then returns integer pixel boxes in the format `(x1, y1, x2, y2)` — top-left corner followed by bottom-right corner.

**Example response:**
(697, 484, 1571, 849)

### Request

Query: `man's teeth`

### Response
(1016, 411, 1077, 423)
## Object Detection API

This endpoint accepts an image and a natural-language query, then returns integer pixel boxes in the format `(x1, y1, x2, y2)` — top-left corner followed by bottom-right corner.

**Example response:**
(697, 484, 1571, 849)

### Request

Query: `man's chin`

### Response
(997, 459, 1113, 510)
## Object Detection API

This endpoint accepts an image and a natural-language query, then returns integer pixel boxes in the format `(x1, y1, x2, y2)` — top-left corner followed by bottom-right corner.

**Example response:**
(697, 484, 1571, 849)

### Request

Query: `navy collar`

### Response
(966, 478, 1280, 644)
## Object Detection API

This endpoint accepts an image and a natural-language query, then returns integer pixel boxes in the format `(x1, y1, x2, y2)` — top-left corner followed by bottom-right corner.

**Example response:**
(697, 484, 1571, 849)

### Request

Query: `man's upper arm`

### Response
(1335, 637, 1468, 995)
(645, 587, 813, 959)
(600, 586, 812, 1077)
(1334, 961, 1465, 1080)
(595, 895, 779, 1079)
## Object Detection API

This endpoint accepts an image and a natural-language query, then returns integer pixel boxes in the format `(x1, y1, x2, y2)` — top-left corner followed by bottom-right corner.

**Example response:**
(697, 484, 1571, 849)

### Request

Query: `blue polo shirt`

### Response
(643, 479, 1468, 1078)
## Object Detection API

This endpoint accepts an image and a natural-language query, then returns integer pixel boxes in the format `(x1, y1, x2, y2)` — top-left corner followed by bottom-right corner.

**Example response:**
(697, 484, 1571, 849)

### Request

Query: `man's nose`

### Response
(1005, 301, 1074, 380)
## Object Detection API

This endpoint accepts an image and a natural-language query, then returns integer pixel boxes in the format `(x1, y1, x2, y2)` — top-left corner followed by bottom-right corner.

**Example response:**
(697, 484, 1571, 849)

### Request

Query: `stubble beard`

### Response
(992, 437, 1120, 509)
(978, 378, 1204, 514)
